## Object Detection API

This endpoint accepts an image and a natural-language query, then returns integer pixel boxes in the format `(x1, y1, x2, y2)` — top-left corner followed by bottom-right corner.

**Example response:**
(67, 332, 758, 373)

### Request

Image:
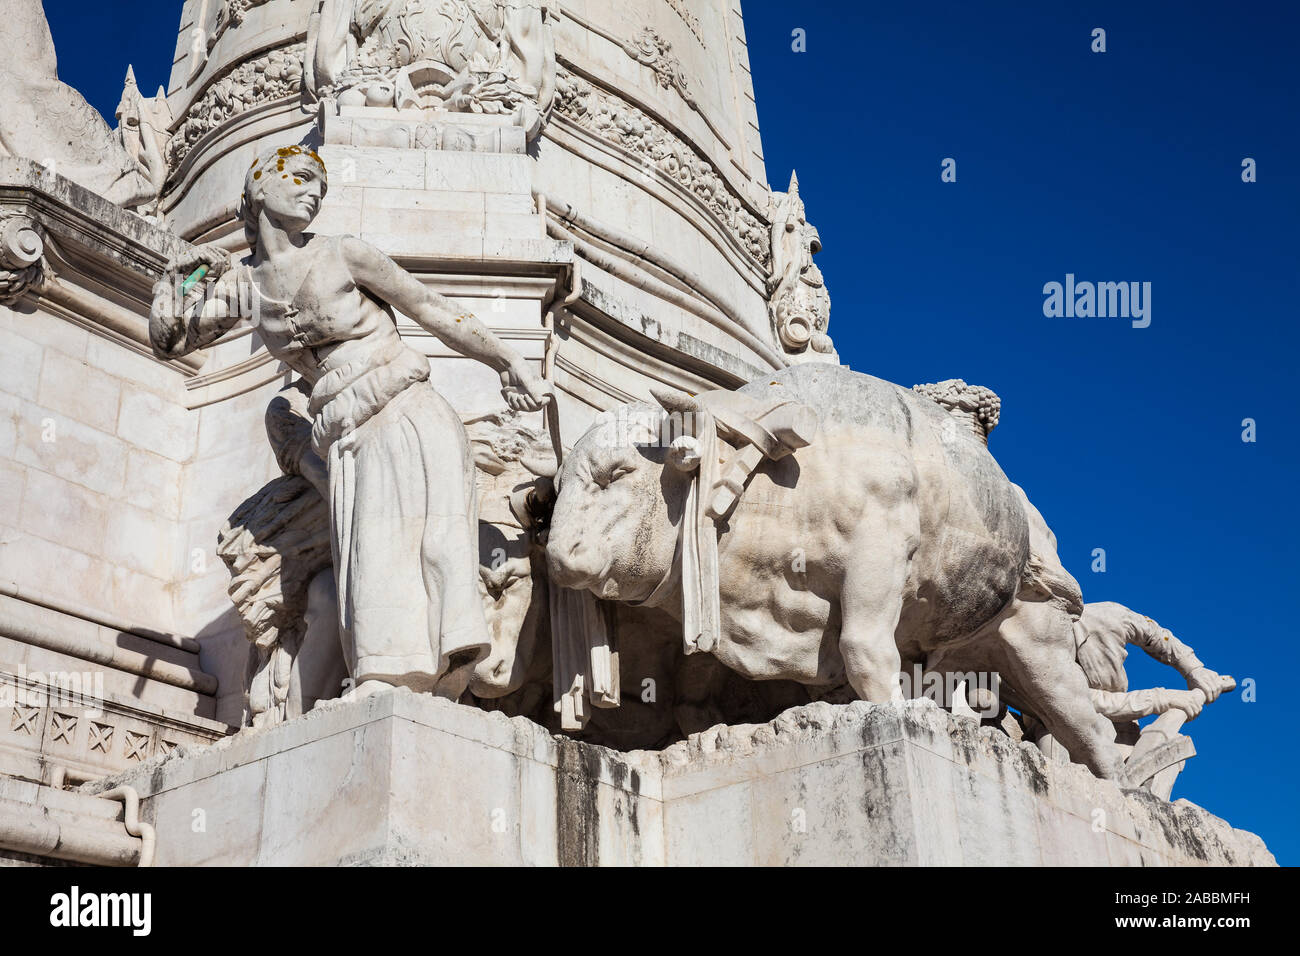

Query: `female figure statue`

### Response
(150, 145, 552, 699)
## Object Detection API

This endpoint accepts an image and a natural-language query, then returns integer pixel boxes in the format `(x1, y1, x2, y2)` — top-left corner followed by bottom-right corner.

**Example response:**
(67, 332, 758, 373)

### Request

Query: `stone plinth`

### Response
(86, 692, 1274, 867)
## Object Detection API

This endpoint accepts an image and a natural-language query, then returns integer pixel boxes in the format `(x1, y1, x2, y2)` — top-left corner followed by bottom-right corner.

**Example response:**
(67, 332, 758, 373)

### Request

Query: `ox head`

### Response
(464, 416, 558, 700)
(545, 390, 705, 604)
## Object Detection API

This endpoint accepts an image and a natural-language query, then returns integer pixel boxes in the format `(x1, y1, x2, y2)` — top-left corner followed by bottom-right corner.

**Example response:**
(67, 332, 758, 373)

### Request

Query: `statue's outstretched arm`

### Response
(1090, 686, 1205, 722)
(1083, 601, 1232, 706)
(340, 236, 553, 411)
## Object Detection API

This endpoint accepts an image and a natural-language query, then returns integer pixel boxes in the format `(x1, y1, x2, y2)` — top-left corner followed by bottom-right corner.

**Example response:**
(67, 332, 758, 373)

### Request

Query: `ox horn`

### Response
(649, 385, 703, 417)
(650, 385, 707, 451)
(520, 448, 558, 479)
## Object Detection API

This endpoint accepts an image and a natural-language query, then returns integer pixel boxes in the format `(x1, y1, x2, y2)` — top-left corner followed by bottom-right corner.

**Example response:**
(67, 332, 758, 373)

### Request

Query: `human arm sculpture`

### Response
(1079, 602, 1234, 722)
(148, 243, 241, 358)
(339, 236, 553, 410)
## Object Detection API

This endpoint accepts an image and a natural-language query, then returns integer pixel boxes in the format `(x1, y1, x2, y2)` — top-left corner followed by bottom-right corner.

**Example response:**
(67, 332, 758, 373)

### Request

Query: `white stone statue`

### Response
(767, 172, 836, 362)
(1075, 602, 1232, 725)
(0, 0, 164, 209)
(218, 385, 556, 727)
(305, 0, 556, 138)
(1070, 601, 1234, 795)
(543, 363, 1128, 780)
(151, 145, 553, 700)
(217, 379, 340, 727)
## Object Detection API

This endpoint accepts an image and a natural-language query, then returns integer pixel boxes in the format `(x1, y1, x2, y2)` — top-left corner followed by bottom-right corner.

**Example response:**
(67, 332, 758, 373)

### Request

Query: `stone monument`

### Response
(0, 0, 1273, 866)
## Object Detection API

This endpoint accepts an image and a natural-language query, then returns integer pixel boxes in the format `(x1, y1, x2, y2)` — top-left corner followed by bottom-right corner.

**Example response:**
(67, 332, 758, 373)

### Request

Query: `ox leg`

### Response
(839, 518, 912, 704)
(993, 599, 1125, 781)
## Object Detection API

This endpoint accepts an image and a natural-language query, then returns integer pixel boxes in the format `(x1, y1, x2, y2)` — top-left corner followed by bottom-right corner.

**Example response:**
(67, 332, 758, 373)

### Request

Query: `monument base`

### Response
(85, 691, 1274, 866)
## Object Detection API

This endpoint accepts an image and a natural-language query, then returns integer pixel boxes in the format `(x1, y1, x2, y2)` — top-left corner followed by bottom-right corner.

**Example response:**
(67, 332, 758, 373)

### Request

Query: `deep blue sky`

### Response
(46, 1, 1298, 863)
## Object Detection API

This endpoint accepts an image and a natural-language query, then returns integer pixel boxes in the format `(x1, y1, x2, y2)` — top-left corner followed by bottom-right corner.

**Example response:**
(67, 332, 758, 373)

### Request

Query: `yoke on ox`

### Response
(543, 363, 1187, 784)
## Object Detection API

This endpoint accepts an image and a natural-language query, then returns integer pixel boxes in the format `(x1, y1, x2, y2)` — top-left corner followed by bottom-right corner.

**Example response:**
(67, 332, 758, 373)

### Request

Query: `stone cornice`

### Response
(0, 159, 206, 375)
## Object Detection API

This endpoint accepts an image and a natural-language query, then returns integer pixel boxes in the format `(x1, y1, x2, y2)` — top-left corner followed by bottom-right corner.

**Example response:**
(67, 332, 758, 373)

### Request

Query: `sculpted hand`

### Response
(151, 243, 232, 354)
(1186, 667, 1232, 703)
(1167, 689, 1204, 721)
(170, 243, 231, 282)
(501, 361, 554, 412)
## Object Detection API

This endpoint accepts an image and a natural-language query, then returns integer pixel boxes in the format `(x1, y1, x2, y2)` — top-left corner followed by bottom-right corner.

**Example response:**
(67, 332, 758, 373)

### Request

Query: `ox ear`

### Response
(470, 440, 508, 476)
(667, 435, 702, 472)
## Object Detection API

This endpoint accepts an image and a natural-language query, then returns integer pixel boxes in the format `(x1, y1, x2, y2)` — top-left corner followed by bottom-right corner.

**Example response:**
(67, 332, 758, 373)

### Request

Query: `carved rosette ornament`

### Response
(306, 0, 557, 141)
(766, 172, 835, 362)
(0, 215, 45, 305)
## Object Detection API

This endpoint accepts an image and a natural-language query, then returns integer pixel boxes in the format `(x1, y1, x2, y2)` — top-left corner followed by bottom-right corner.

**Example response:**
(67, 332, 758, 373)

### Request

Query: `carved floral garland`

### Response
(553, 70, 771, 268)
(622, 27, 693, 106)
(218, 0, 272, 29)
(167, 44, 306, 169)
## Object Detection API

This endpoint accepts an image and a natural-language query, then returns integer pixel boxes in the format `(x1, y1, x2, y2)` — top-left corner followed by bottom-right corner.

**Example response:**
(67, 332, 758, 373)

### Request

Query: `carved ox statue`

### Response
(544, 363, 1128, 781)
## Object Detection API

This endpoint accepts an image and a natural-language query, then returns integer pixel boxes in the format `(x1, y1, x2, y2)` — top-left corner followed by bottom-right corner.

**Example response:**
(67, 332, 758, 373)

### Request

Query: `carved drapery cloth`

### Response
(167, 45, 306, 169)
(643, 387, 819, 656)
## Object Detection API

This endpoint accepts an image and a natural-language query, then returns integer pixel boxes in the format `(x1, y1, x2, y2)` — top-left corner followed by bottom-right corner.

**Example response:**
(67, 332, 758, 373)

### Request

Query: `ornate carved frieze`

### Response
(323, 110, 529, 153)
(305, 0, 557, 141)
(1, 671, 223, 778)
(167, 44, 306, 169)
(214, 0, 274, 35)
(186, 0, 276, 84)
(552, 70, 770, 268)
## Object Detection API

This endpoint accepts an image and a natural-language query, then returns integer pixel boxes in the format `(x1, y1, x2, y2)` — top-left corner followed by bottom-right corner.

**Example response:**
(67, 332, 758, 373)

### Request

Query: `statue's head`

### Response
(240, 146, 329, 253)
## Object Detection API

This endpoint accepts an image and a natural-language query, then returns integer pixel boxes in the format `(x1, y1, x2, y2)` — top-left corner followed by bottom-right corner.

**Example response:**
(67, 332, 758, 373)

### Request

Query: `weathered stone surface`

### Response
(0, 1, 1266, 871)
(86, 694, 1274, 867)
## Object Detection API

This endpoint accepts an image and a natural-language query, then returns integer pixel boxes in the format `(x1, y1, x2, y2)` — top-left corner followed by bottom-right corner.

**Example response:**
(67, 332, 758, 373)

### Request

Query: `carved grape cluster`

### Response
(912, 379, 1002, 436)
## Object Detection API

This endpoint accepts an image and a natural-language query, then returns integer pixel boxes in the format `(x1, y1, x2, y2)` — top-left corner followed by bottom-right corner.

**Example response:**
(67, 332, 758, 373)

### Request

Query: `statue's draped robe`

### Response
(0, 0, 153, 206)
(243, 237, 491, 692)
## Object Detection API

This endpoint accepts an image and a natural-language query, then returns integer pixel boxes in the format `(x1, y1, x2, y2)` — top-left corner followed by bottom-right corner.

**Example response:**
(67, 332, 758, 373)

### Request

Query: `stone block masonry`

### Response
(87, 693, 1274, 866)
